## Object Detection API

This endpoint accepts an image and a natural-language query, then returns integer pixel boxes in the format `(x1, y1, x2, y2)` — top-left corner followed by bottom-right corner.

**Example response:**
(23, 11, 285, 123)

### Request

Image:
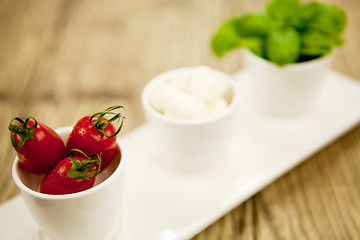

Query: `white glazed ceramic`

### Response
(3, 71, 360, 240)
(141, 67, 240, 173)
(12, 126, 125, 240)
(243, 49, 332, 117)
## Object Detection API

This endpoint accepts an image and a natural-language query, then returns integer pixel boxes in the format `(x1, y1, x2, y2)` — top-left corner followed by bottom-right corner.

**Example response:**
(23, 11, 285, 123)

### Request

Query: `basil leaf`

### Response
(266, 0, 303, 27)
(266, 27, 300, 66)
(211, 14, 271, 57)
(297, 2, 321, 28)
(211, 17, 242, 57)
(300, 29, 343, 56)
(239, 37, 264, 58)
(234, 13, 273, 37)
(308, 3, 347, 35)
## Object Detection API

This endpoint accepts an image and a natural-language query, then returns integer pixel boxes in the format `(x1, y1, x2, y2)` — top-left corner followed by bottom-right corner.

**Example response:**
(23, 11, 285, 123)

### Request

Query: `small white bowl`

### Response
(244, 49, 332, 117)
(12, 126, 125, 240)
(141, 66, 240, 173)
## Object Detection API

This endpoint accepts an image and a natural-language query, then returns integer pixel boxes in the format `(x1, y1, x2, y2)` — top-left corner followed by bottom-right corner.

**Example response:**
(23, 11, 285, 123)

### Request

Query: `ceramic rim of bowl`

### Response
(141, 66, 240, 126)
(12, 126, 125, 200)
(243, 49, 332, 71)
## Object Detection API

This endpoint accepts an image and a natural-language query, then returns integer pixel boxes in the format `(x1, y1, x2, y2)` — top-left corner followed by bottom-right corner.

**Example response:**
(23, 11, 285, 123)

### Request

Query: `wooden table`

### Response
(1, 0, 359, 239)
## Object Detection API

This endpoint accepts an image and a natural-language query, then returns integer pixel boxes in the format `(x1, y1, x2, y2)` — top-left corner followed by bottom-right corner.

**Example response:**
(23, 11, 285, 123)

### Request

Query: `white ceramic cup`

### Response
(243, 49, 332, 117)
(12, 126, 125, 240)
(141, 67, 240, 173)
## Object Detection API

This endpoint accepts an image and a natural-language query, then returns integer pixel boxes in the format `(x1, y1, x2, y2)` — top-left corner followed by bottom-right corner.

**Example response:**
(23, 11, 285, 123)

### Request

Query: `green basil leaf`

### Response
(211, 17, 242, 57)
(297, 2, 321, 28)
(239, 37, 265, 57)
(266, 27, 300, 66)
(234, 13, 273, 37)
(300, 29, 343, 56)
(266, 0, 303, 27)
(308, 3, 347, 35)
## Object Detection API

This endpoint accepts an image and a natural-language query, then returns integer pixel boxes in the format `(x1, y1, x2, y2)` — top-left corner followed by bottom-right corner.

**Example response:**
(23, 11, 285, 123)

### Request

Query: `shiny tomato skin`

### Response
(13, 121, 66, 174)
(40, 156, 95, 195)
(66, 116, 117, 170)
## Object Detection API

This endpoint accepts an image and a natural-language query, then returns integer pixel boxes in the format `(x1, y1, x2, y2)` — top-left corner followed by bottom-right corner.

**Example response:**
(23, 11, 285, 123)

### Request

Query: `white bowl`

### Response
(244, 49, 332, 117)
(141, 66, 240, 173)
(12, 126, 126, 240)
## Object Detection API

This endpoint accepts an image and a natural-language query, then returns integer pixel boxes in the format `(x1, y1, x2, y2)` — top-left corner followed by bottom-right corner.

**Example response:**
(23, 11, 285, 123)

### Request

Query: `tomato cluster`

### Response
(9, 106, 125, 195)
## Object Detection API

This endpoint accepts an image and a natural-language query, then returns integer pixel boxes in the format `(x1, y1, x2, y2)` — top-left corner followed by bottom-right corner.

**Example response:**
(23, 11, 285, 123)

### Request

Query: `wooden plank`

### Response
(0, 0, 359, 239)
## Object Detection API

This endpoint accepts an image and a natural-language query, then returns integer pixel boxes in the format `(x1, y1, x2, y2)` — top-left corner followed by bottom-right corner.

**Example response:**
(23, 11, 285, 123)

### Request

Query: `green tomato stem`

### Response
(8, 117, 38, 149)
(67, 149, 101, 181)
(89, 105, 125, 138)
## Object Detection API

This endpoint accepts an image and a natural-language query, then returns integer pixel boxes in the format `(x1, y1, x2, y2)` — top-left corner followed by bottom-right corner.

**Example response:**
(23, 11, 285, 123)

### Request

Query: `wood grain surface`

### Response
(1, 0, 359, 239)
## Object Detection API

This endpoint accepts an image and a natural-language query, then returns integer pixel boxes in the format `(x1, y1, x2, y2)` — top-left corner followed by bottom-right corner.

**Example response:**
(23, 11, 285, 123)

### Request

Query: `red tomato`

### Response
(9, 117, 66, 174)
(40, 149, 101, 195)
(66, 106, 125, 170)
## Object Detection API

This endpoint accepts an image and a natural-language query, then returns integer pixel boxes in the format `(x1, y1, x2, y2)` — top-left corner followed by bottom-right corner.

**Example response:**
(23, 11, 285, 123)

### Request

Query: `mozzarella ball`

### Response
(205, 98, 228, 117)
(167, 70, 191, 91)
(163, 92, 207, 120)
(149, 84, 180, 113)
(188, 66, 229, 103)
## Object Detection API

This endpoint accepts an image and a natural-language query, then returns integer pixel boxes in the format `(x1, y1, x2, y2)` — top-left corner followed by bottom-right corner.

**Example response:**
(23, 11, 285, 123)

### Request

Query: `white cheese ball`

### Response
(205, 98, 228, 117)
(188, 66, 229, 103)
(167, 70, 190, 92)
(149, 84, 180, 113)
(164, 91, 207, 120)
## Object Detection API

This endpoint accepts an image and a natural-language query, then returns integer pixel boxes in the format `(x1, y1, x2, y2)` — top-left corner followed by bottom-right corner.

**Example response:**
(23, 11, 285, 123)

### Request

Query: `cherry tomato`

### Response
(9, 117, 66, 174)
(66, 106, 125, 170)
(40, 149, 101, 195)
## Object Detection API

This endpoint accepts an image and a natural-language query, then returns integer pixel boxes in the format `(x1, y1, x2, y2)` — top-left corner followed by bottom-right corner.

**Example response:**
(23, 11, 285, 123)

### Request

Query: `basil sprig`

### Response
(211, 0, 346, 66)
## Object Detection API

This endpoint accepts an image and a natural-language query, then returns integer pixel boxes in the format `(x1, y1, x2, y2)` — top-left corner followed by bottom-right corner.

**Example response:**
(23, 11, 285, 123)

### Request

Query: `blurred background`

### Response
(0, 0, 359, 239)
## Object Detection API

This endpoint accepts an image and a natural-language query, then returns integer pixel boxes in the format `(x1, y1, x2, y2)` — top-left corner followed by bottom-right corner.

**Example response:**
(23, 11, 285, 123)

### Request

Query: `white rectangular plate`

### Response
(1, 70, 360, 240)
